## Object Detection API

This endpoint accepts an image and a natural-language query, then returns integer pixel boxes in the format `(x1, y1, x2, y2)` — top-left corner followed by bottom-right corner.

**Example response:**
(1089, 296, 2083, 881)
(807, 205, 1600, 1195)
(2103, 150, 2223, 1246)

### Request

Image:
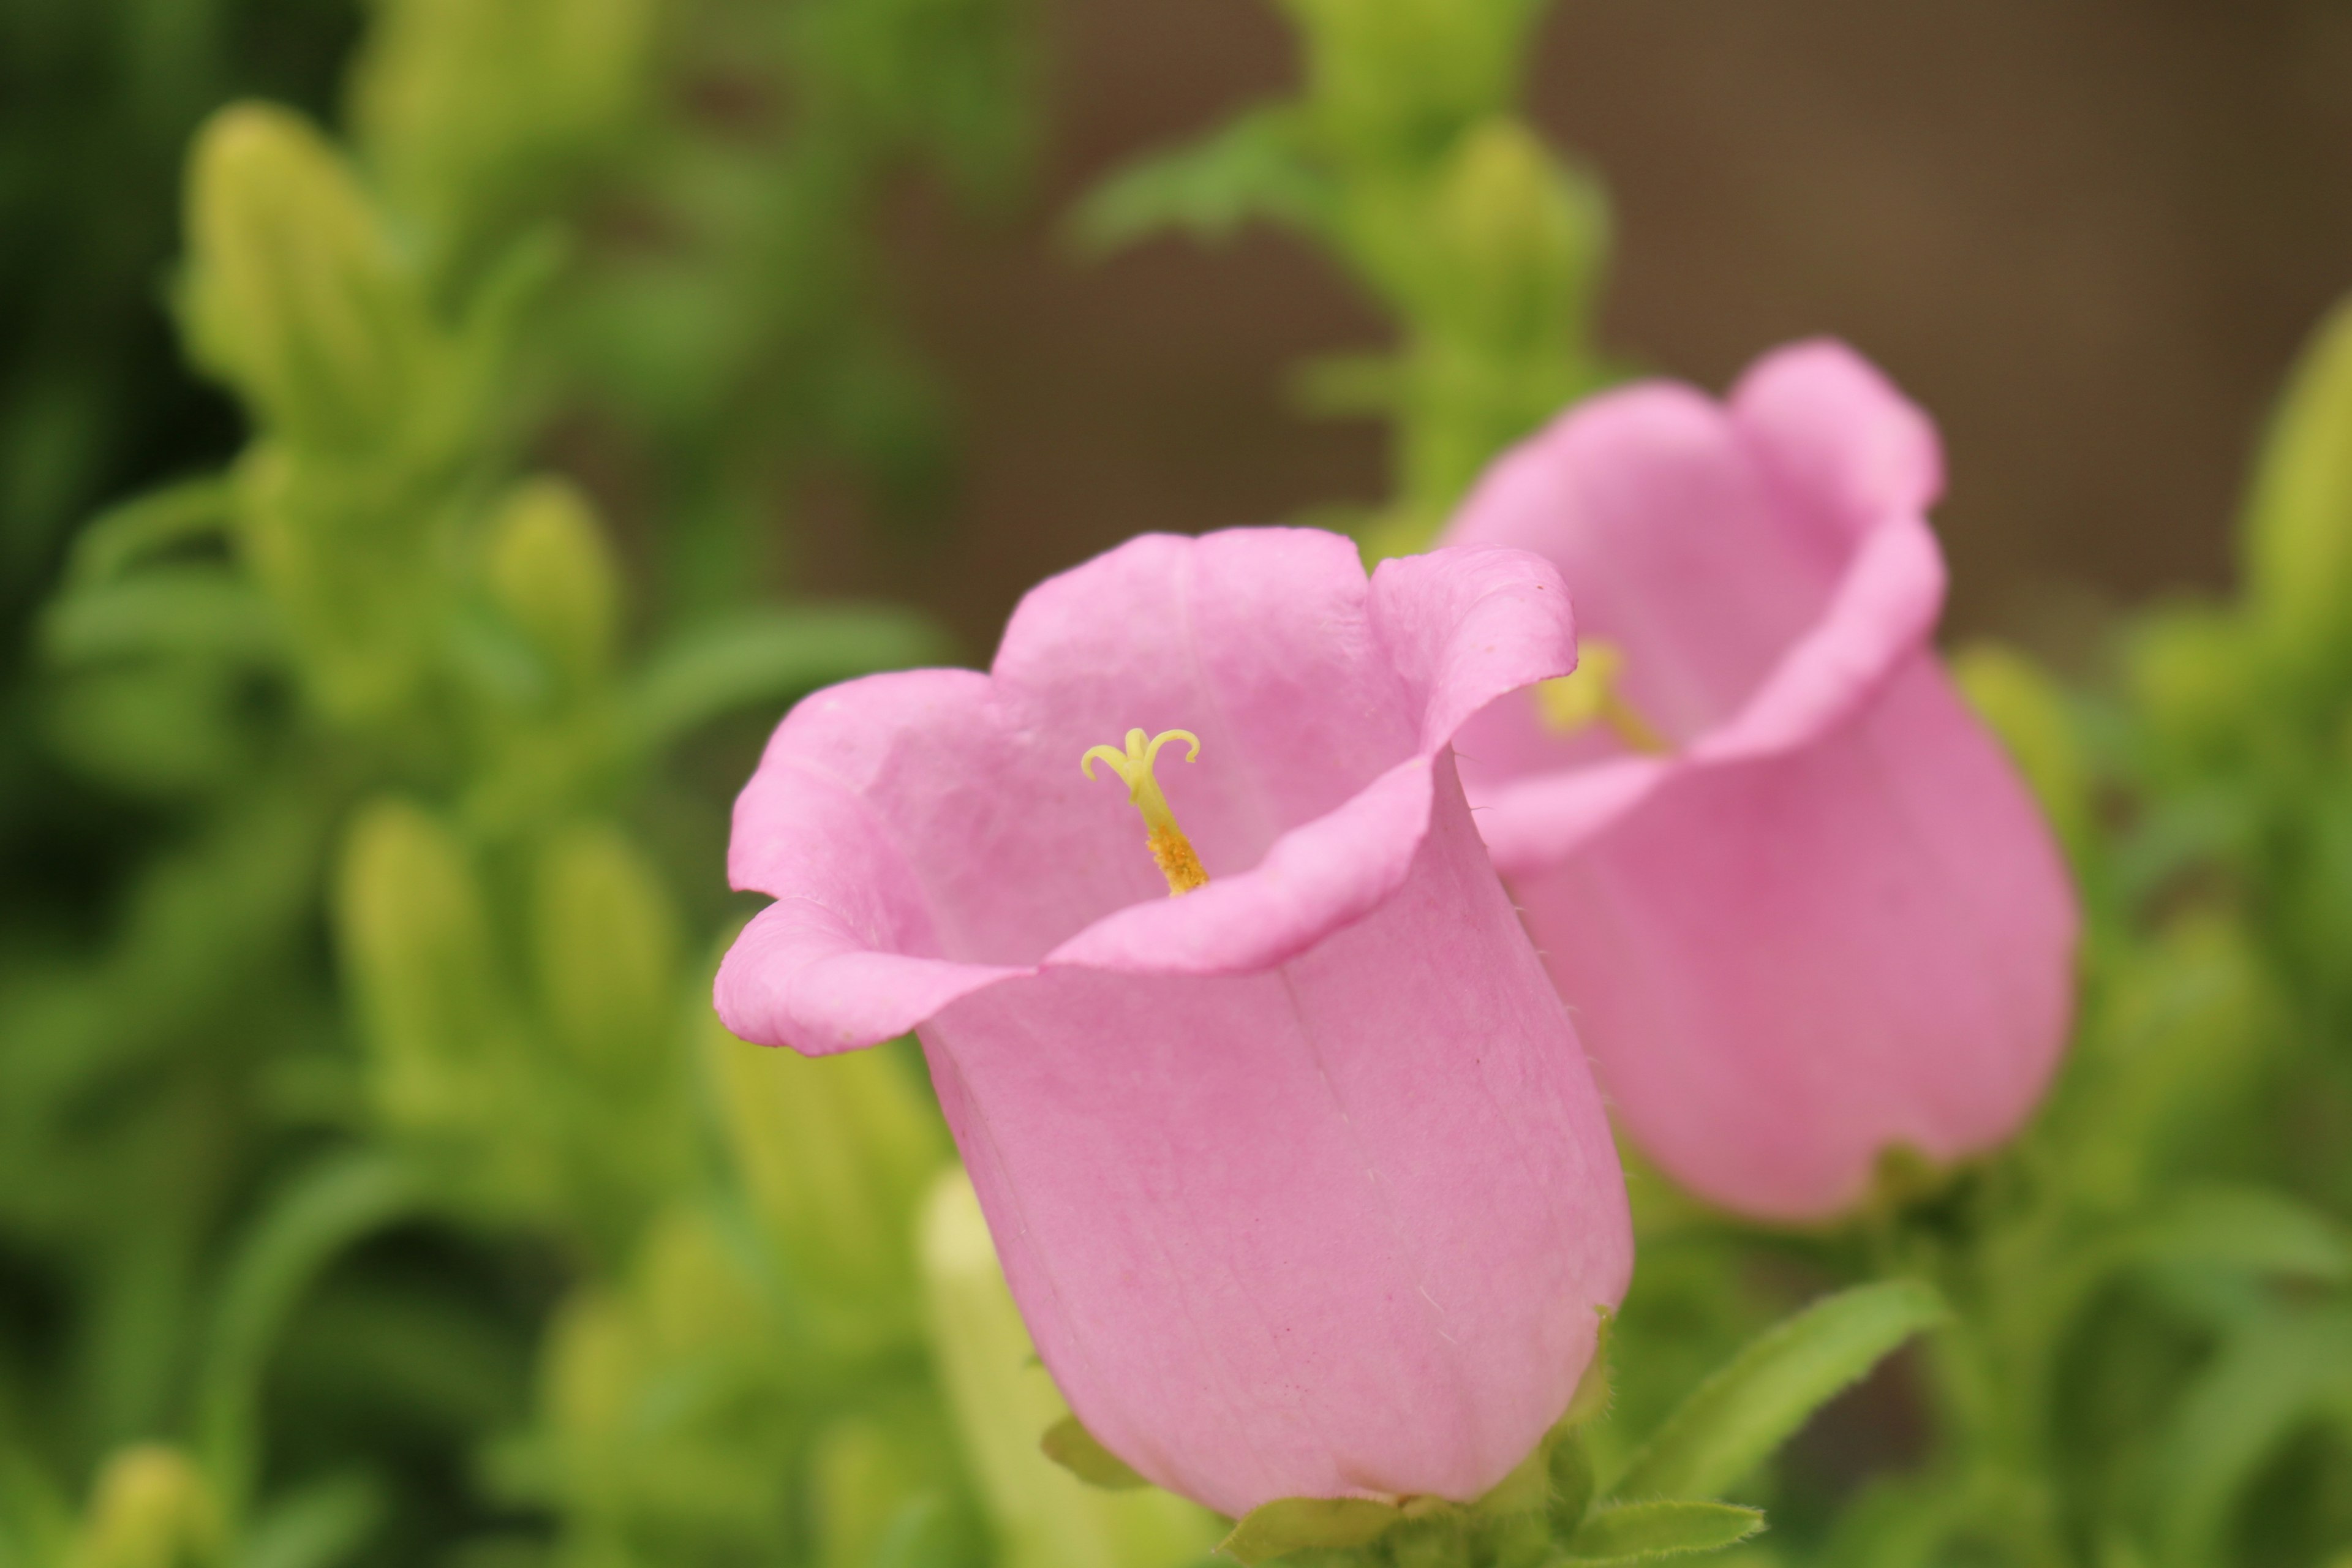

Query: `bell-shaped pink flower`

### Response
(1442, 342, 2079, 1224)
(715, 529, 1632, 1517)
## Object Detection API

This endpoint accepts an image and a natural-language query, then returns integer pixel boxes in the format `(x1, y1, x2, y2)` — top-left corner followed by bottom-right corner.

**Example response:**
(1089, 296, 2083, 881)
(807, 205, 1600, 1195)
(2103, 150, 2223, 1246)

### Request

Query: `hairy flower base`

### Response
(1054, 1379, 1607, 1534)
(1036, 1332, 1772, 1568)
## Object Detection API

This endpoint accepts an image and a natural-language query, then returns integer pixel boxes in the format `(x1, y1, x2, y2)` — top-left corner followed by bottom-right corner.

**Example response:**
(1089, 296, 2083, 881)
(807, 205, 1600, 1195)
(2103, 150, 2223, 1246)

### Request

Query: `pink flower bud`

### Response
(715, 529, 1632, 1516)
(1443, 342, 2079, 1223)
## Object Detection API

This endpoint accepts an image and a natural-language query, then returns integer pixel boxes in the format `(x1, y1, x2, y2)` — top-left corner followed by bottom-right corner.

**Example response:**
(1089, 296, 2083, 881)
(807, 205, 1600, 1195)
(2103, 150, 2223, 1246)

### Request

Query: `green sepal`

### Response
(1861, 1144, 1959, 1219)
(1038, 1415, 1148, 1491)
(1563, 1500, 1764, 1562)
(1547, 1435, 1597, 1542)
(1469, 1444, 1552, 1520)
(1218, 1498, 1409, 1566)
(1563, 1309, 1616, 1430)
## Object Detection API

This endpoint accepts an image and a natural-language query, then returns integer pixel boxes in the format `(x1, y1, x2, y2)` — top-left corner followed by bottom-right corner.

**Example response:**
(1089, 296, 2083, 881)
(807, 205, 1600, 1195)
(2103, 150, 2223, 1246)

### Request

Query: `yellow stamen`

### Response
(1081, 728, 1209, 895)
(1533, 639, 1671, 755)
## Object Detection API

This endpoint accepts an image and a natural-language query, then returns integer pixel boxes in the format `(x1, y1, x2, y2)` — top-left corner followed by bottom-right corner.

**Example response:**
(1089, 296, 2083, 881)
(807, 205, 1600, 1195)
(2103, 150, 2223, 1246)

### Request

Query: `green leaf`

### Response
(1565, 1310, 1616, 1430)
(1218, 1497, 1402, 1565)
(1608, 1280, 1947, 1502)
(1547, 1433, 1597, 1538)
(67, 477, 235, 589)
(195, 1155, 421, 1516)
(869, 1494, 967, 1568)
(242, 1473, 385, 1568)
(1566, 1501, 1765, 1562)
(40, 567, 284, 668)
(2119, 1185, 2352, 1284)
(1038, 1415, 1147, 1490)
(621, 605, 949, 754)
(2242, 293, 2352, 692)
(2147, 1304, 2352, 1568)
(1071, 107, 1332, 255)
(0, 1446, 71, 1567)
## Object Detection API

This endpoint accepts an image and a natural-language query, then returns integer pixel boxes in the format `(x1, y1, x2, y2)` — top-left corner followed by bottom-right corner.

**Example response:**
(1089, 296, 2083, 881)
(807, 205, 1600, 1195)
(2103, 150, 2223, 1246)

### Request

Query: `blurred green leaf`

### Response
(239, 1474, 383, 1568)
(2148, 1305, 2352, 1568)
(1070, 107, 1330, 255)
(1608, 1281, 1947, 1503)
(43, 662, 262, 798)
(40, 567, 283, 668)
(2120, 1186, 2352, 1285)
(812, 1421, 940, 1568)
(272, 1280, 531, 1438)
(0, 1447, 73, 1568)
(1811, 1472, 1969, 1568)
(1565, 1499, 1765, 1562)
(621, 605, 949, 754)
(2242, 293, 2352, 699)
(869, 1494, 976, 1568)
(66, 477, 235, 589)
(196, 1155, 421, 1514)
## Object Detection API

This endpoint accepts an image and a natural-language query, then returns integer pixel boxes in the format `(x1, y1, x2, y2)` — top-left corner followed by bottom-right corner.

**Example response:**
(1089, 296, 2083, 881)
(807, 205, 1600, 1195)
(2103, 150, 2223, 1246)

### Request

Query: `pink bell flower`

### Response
(1442, 341, 2079, 1224)
(715, 529, 1632, 1517)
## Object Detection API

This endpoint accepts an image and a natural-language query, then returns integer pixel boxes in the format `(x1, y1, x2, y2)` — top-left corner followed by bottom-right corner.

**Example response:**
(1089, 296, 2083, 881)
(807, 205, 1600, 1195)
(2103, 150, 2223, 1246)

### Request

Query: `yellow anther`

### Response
(1081, 727, 1209, 896)
(1534, 639, 1671, 755)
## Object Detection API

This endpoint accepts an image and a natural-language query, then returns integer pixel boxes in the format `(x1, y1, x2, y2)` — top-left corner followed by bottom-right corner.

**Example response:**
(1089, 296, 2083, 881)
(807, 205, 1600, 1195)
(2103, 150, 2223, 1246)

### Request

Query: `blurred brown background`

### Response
(801, 0, 2352, 663)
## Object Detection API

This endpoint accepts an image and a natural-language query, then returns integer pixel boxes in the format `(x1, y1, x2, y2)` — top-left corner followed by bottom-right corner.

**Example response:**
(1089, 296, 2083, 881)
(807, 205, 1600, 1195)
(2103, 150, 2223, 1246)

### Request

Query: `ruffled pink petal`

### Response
(1369, 545, 1581, 752)
(715, 530, 1577, 1054)
(1447, 379, 1845, 743)
(1731, 338, 1945, 546)
(1044, 755, 1436, 973)
(713, 899, 1023, 1057)
(1470, 508, 1947, 875)
(1447, 339, 1951, 872)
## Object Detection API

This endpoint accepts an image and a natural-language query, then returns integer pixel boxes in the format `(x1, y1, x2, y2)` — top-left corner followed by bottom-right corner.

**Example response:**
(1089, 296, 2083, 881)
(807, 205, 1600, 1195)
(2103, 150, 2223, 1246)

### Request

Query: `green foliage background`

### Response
(6, 4, 2352, 1567)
